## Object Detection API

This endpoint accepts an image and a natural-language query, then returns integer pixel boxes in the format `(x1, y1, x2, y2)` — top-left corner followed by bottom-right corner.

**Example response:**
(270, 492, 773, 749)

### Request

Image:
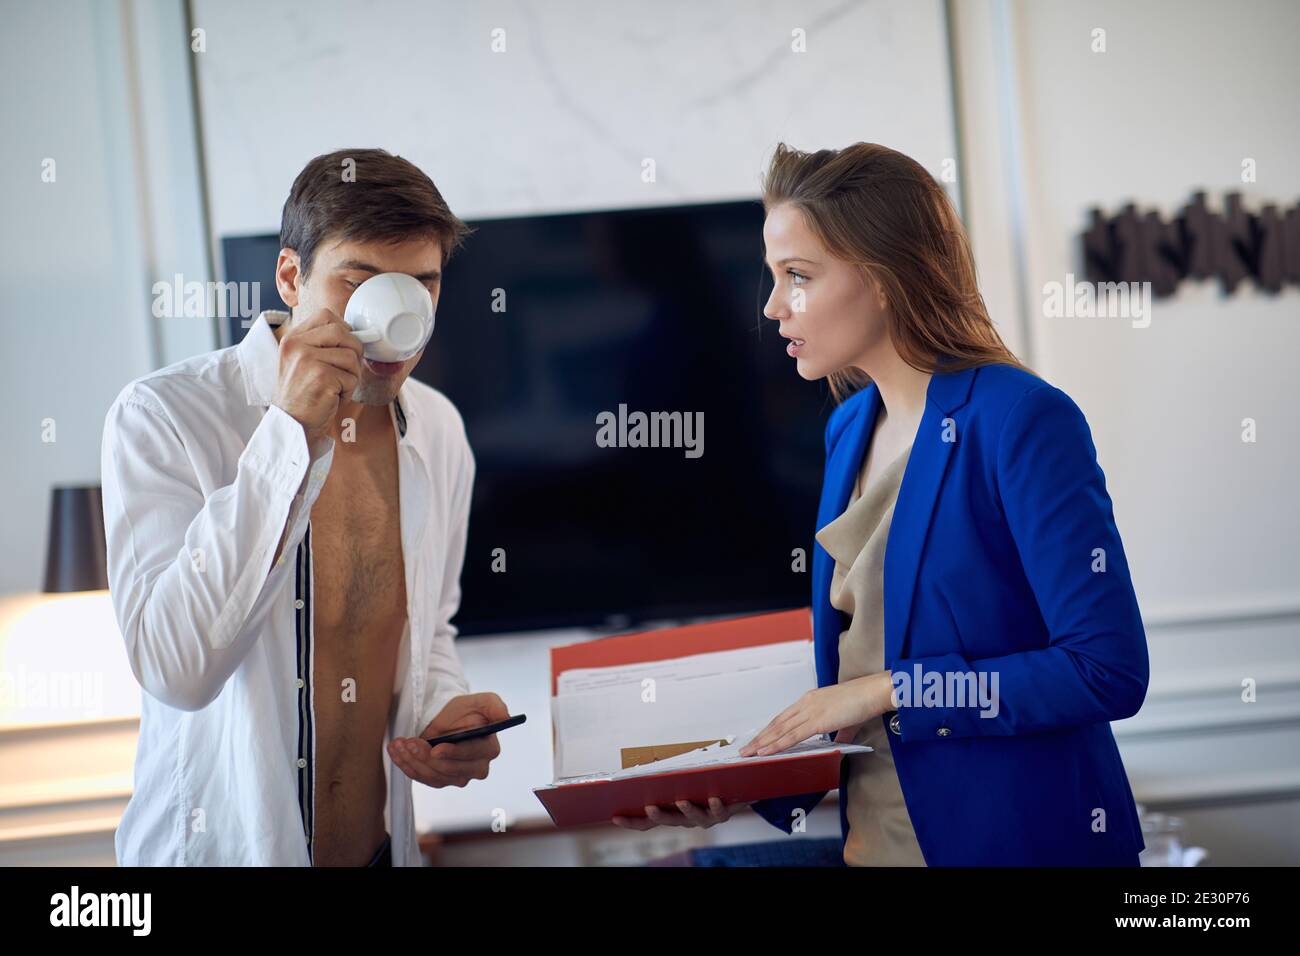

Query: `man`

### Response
(101, 148, 508, 866)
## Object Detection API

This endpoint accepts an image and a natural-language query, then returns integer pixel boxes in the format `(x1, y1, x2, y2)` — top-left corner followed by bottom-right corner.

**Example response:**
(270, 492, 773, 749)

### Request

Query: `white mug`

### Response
(343, 272, 435, 363)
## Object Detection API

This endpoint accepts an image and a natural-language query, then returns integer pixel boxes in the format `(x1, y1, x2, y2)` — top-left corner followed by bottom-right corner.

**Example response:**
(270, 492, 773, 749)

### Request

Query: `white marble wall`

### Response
(192, 0, 958, 229)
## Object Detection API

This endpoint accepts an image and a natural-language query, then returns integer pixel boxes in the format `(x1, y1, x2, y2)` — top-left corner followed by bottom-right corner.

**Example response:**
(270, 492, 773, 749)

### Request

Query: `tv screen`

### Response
(222, 200, 830, 634)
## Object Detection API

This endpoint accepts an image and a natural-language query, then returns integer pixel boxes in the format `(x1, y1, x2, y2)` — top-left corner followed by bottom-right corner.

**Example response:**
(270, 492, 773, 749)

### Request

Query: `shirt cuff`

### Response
(239, 404, 324, 497)
(249, 407, 335, 571)
(296, 430, 335, 497)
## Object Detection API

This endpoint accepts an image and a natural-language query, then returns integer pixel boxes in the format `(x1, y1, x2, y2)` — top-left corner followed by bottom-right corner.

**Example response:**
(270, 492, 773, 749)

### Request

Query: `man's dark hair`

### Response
(279, 148, 471, 278)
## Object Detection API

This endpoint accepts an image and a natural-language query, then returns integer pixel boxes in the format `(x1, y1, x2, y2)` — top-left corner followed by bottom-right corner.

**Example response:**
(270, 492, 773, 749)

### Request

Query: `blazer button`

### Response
(937, 727, 952, 737)
(888, 712, 901, 736)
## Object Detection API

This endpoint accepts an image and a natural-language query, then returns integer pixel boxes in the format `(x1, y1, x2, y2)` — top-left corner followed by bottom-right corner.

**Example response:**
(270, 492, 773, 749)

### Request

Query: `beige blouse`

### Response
(814, 440, 927, 866)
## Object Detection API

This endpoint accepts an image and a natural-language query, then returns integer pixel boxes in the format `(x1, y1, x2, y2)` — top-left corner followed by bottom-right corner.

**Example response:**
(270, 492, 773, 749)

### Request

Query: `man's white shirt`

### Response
(101, 310, 474, 865)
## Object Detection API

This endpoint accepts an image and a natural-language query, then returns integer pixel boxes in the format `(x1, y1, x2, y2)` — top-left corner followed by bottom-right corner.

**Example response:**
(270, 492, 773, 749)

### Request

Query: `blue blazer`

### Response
(751, 362, 1149, 865)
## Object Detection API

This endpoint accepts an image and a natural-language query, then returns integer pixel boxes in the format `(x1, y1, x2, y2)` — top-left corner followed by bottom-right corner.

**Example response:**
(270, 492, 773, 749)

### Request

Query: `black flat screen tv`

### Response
(222, 199, 830, 635)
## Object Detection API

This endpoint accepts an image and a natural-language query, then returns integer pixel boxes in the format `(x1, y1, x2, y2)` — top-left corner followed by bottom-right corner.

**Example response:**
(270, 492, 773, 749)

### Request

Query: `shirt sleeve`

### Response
(419, 431, 476, 730)
(888, 384, 1149, 741)
(101, 392, 334, 711)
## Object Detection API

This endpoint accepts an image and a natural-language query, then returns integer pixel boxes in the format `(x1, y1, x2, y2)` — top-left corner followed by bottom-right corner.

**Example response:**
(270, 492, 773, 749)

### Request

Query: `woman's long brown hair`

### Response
(761, 142, 1035, 402)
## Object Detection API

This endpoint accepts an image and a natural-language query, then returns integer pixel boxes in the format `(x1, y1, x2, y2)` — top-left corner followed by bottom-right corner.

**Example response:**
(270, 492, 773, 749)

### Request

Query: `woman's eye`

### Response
(343, 279, 360, 289)
(788, 270, 808, 285)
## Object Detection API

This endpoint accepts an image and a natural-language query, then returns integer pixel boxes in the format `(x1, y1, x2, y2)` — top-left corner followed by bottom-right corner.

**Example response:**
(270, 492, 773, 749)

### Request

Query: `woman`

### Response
(612, 142, 1149, 866)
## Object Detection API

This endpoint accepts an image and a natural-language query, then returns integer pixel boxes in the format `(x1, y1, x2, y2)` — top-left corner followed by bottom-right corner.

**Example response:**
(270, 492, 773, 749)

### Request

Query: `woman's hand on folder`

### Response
(739, 671, 895, 757)
(611, 797, 754, 831)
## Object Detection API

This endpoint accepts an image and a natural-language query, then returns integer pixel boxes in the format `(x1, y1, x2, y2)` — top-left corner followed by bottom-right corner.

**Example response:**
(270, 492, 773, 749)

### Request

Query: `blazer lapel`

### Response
(820, 389, 881, 530)
(883, 365, 978, 665)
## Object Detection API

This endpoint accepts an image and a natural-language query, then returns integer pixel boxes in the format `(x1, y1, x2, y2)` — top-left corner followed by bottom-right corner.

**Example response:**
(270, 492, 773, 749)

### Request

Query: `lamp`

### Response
(42, 485, 108, 593)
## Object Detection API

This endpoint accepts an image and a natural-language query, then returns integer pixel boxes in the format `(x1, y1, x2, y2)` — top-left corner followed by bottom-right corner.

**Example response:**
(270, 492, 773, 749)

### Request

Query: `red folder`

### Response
(533, 607, 849, 828)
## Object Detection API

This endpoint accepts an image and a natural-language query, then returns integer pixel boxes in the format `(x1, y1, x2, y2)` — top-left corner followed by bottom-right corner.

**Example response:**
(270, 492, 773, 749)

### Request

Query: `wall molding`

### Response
(1141, 596, 1300, 630)
(0, 716, 137, 855)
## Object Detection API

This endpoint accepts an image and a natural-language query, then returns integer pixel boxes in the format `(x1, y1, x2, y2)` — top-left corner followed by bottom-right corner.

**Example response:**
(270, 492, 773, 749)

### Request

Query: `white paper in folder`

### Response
(551, 639, 821, 779)
(550, 729, 873, 786)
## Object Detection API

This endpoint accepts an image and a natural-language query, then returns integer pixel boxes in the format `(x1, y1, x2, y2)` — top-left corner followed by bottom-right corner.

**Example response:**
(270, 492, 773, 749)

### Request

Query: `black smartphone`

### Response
(423, 714, 526, 748)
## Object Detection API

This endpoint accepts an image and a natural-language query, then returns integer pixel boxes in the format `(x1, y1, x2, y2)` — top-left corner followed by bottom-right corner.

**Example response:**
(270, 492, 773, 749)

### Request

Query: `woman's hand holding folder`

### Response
(611, 796, 755, 831)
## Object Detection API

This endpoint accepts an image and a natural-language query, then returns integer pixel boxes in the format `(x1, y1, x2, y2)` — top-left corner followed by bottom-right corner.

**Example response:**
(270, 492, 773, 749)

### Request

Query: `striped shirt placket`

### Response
(393, 396, 407, 438)
(294, 524, 315, 863)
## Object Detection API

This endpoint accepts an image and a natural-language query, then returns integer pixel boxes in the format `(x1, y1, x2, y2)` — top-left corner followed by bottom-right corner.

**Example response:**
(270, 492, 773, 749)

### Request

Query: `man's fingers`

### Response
(459, 693, 511, 723)
(404, 742, 490, 780)
(389, 739, 453, 784)
(278, 310, 346, 351)
(390, 694, 514, 790)
(426, 745, 498, 768)
(390, 744, 483, 787)
(388, 745, 443, 787)
(418, 746, 493, 783)
(281, 310, 364, 357)
(309, 345, 364, 375)
(305, 353, 362, 399)
(287, 308, 343, 333)
(317, 366, 358, 399)
(445, 762, 490, 784)
(429, 736, 500, 763)
(295, 321, 366, 356)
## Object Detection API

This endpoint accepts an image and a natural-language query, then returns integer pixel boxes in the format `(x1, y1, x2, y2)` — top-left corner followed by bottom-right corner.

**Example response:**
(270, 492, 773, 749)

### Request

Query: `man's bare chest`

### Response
(305, 450, 407, 851)
(309, 454, 407, 638)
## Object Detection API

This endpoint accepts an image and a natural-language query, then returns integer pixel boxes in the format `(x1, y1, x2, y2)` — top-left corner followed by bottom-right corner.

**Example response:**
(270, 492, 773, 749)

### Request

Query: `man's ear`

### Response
(275, 248, 302, 308)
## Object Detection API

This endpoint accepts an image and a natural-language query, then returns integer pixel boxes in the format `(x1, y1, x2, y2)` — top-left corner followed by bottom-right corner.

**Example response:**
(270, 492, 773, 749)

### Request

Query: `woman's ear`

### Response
(861, 268, 888, 312)
(872, 273, 888, 312)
